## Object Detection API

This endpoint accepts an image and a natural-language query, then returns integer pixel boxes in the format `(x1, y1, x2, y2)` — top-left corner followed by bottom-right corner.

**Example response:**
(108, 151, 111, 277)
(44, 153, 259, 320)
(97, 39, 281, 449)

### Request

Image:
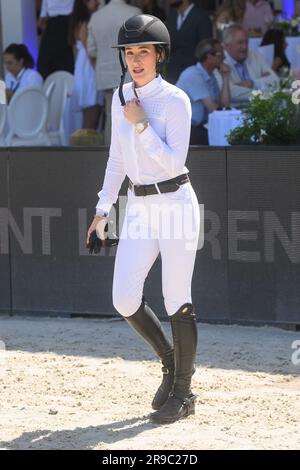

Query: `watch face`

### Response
(136, 123, 144, 132)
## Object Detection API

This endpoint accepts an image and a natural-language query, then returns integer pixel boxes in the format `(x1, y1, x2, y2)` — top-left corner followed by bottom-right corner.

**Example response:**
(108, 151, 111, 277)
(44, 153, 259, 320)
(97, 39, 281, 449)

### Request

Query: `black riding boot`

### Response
(125, 298, 175, 410)
(150, 303, 197, 424)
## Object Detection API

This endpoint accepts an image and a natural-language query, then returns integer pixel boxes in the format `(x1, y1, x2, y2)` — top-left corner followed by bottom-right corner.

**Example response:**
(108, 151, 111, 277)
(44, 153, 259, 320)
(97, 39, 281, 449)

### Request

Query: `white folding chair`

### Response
(44, 80, 56, 100)
(6, 87, 50, 146)
(44, 71, 74, 96)
(43, 71, 74, 145)
(43, 80, 58, 141)
(258, 44, 275, 69)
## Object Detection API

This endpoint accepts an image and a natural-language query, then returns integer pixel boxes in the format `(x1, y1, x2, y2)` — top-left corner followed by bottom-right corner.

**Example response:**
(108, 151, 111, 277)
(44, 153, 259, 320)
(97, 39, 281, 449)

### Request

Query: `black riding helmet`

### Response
(112, 14, 171, 106)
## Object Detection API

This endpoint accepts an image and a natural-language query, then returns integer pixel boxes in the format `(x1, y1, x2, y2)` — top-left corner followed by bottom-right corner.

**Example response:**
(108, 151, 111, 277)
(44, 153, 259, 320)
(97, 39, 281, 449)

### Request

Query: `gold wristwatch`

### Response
(135, 119, 150, 134)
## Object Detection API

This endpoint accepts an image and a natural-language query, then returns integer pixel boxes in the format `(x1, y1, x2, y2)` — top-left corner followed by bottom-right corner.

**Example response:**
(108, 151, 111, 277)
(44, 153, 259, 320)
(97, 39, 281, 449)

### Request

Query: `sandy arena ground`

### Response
(0, 315, 300, 450)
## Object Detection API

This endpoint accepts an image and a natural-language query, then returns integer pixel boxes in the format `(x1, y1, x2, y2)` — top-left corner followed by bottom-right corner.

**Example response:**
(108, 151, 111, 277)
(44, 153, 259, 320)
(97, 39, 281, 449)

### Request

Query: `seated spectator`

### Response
(176, 38, 230, 145)
(3, 44, 43, 102)
(260, 29, 290, 76)
(214, 25, 279, 106)
(214, 0, 246, 38)
(242, 0, 274, 35)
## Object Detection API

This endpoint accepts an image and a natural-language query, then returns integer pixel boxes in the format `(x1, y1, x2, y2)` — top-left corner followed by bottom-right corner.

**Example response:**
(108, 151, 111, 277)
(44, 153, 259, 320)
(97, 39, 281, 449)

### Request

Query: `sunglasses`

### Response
(210, 51, 224, 57)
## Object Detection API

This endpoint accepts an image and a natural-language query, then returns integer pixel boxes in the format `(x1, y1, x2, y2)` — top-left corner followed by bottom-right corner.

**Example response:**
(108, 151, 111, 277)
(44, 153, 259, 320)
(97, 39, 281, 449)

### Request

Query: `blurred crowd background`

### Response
(0, 0, 299, 146)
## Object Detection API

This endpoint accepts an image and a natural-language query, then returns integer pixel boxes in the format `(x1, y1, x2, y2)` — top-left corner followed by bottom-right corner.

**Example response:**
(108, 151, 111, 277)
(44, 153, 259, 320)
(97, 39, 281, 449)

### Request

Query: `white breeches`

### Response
(112, 182, 201, 317)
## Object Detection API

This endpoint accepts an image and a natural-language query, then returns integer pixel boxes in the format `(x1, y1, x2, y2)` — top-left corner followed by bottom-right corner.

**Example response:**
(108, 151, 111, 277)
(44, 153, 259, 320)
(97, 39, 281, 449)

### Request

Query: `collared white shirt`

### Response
(40, 0, 74, 18)
(224, 52, 248, 69)
(214, 49, 279, 105)
(5, 68, 43, 93)
(177, 3, 194, 30)
(96, 74, 191, 215)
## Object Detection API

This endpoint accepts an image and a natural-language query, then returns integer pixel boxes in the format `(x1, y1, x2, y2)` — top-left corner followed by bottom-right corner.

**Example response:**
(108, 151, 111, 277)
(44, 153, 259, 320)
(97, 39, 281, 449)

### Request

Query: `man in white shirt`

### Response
(87, 0, 141, 145)
(37, 0, 75, 79)
(214, 24, 279, 106)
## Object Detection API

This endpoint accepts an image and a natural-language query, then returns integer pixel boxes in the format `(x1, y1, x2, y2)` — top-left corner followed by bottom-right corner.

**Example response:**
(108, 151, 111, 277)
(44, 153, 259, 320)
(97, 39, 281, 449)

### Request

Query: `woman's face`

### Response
(3, 53, 24, 76)
(85, 0, 99, 13)
(125, 44, 160, 87)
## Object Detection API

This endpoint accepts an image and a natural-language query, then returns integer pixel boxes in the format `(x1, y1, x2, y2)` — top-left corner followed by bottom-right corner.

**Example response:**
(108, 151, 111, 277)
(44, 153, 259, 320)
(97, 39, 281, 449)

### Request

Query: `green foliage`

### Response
(227, 87, 300, 145)
(272, 18, 300, 36)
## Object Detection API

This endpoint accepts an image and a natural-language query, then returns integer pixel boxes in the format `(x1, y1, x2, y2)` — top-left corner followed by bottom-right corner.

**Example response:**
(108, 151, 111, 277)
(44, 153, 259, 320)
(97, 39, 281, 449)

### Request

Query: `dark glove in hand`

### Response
(87, 229, 119, 254)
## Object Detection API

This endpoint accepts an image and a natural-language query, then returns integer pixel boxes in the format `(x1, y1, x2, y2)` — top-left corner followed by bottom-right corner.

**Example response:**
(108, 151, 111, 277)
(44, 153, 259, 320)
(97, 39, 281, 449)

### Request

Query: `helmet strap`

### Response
(118, 49, 127, 106)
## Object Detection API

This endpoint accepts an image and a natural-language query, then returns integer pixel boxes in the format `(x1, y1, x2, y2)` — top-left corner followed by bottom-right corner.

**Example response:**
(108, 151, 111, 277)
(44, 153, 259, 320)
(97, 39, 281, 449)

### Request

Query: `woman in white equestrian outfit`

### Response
(87, 14, 200, 424)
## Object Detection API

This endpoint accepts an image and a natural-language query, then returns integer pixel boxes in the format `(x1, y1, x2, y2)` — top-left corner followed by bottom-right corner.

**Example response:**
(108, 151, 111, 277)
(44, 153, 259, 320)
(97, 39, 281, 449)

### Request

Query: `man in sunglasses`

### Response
(176, 38, 230, 145)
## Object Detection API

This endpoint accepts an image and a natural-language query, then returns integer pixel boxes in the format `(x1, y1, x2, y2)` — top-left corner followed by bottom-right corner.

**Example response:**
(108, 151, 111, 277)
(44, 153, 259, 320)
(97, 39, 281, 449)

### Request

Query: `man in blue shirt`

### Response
(176, 38, 230, 144)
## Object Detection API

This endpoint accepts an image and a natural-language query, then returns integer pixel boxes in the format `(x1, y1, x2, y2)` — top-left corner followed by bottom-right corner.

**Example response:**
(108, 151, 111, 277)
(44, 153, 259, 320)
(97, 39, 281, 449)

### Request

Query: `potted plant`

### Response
(227, 84, 300, 145)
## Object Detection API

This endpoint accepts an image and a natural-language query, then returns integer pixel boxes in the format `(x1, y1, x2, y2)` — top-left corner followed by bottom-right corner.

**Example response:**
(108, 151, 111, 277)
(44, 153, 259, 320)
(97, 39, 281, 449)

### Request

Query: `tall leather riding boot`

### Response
(150, 303, 198, 424)
(125, 298, 175, 410)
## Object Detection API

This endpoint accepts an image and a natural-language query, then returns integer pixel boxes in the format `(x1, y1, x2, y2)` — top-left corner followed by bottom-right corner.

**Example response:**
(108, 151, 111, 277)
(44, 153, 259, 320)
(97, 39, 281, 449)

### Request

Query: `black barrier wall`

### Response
(8, 148, 122, 315)
(227, 148, 300, 324)
(1, 146, 300, 324)
(0, 149, 10, 313)
(188, 148, 229, 320)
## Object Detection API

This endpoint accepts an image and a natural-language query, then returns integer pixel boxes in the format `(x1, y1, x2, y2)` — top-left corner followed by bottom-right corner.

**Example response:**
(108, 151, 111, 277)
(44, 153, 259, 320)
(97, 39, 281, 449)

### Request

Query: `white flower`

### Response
(259, 92, 273, 100)
(259, 129, 267, 142)
(250, 90, 263, 101)
(251, 90, 262, 97)
(250, 90, 272, 101)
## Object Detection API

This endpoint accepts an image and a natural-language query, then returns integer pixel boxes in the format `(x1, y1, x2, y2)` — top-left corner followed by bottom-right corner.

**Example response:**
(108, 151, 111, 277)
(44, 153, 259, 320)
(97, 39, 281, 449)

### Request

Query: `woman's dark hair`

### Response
(154, 44, 168, 75)
(69, 0, 92, 46)
(261, 29, 290, 69)
(195, 38, 221, 63)
(4, 43, 34, 69)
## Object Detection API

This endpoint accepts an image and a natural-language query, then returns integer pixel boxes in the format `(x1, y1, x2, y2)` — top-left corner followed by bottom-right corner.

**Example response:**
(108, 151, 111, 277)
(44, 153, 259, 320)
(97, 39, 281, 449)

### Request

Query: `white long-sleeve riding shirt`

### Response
(95, 74, 192, 215)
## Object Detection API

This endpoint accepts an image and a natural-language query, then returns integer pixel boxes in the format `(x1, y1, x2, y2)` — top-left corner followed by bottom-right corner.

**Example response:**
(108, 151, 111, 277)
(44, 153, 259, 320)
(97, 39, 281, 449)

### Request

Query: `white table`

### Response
(249, 36, 300, 70)
(0, 81, 6, 104)
(208, 109, 243, 146)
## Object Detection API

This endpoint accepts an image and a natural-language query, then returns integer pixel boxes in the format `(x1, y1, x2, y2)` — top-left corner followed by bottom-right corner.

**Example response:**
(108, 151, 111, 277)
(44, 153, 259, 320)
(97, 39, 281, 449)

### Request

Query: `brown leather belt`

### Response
(129, 173, 190, 197)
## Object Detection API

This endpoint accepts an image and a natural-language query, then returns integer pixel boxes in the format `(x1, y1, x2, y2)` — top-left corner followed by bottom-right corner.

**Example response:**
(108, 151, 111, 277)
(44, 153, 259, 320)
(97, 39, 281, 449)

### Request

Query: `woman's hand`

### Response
(124, 99, 147, 125)
(86, 215, 107, 244)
